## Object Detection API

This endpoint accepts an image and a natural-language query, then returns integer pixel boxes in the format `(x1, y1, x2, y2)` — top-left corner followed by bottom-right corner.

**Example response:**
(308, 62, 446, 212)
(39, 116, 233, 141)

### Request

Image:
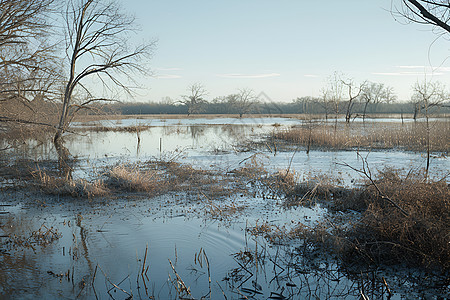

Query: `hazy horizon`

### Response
(124, 0, 450, 103)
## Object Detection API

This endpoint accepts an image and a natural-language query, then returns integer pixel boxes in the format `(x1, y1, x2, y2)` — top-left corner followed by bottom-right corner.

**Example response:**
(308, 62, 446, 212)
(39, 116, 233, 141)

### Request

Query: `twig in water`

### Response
(168, 259, 192, 297)
(98, 265, 133, 298)
(141, 243, 148, 275)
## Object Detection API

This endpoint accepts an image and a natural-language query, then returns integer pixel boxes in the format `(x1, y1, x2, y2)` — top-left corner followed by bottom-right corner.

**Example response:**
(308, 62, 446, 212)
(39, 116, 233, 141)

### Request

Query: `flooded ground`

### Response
(1, 116, 448, 299)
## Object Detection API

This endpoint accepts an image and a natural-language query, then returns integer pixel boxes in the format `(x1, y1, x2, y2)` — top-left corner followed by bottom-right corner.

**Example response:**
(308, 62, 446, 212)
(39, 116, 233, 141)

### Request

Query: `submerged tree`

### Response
(54, 0, 154, 144)
(180, 83, 208, 115)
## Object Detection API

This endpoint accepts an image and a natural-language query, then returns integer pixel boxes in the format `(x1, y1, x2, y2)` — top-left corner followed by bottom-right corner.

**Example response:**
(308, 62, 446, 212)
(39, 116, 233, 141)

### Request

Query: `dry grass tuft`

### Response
(9, 223, 62, 249)
(35, 169, 109, 198)
(107, 164, 161, 193)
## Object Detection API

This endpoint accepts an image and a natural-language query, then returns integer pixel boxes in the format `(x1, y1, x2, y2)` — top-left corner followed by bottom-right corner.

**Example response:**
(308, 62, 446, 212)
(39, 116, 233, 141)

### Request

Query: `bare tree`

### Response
(411, 79, 448, 178)
(319, 88, 333, 121)
(393, 0, 450, 35)
(294, 96, 317, 114)
(54, 0, 154, 144)
(228, 88, 260, 117)
(180, 83, 208, 116)
(323, 72, 344, 130)
(0, 0, 60, 122)
(360, 82, 397, 121)
(342, 78, 366, 123)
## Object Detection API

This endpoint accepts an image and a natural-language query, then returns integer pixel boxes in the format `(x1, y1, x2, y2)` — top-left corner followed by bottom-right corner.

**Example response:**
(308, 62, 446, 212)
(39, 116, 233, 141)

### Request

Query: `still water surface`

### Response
(1, 117, 448, 299)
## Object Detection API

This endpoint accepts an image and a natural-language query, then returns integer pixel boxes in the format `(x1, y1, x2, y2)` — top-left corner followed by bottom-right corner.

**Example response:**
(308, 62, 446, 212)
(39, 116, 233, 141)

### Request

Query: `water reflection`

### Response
(1, 196, 447, 299)
(1, 118, 447, 186)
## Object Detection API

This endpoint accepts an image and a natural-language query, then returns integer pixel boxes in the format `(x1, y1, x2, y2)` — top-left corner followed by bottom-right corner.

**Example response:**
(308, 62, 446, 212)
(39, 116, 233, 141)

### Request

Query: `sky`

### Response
(124, 0, 450, 103)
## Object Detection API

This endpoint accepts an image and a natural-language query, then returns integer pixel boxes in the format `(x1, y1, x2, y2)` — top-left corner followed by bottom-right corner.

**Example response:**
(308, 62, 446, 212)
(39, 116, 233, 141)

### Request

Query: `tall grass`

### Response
(35, 169, 109, 198)
(274, 120, 449, 152)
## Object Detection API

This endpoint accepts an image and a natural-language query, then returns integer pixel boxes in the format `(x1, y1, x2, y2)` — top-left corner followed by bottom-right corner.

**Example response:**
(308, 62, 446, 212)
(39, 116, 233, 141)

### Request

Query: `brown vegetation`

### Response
(346, 169, 449, 270)
(34, 168, 109, 198)
(273, 120, 449, 152)
(249, 168, 450, 273)
(107, 164, 161, 193)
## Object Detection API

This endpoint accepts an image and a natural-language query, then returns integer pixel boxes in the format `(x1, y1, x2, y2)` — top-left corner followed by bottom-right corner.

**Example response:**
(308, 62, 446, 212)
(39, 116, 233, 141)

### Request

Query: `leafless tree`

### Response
(228, 88, 260, 117)
(323, 72, 344, 130)
(319, 89, 333, 121)
(342, 78, 366, 123)
(180, 83, 208, 116)
(360, 82, 397, 121)
(54, 0, 154, 144)
(411, 79, 448, 178)
(393, 0, 450, 35)
(0, 0, 60, 124)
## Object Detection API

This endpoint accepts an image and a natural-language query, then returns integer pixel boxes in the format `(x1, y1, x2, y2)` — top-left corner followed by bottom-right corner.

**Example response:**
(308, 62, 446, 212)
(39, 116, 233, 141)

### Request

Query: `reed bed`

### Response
(273, 120, 449, 152)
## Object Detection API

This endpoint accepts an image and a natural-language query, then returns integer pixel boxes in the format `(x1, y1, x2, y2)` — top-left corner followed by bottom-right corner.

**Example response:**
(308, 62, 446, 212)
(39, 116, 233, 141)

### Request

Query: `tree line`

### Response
(104, 81, 449, 119)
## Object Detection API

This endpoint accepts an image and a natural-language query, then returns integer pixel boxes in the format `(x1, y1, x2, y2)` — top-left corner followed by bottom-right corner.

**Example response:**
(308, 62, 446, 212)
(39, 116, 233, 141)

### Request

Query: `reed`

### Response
(273, 120, 449, 152)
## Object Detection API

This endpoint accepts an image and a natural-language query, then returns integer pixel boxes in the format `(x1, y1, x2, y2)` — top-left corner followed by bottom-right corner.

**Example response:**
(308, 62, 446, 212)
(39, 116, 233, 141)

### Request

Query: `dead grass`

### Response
(8, 223, 62, 250)
(344, 169, 450, 271)
(106, 164, 162, 193)
(248, 167, 449, 273)
(35, 169, 109, 198)
(79, 124, 152, 133)
(274, 120, 449, 152)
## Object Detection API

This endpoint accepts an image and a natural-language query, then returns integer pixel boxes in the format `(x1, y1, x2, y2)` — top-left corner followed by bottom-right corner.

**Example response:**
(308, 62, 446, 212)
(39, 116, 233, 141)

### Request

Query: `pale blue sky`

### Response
(125, 0, 450, 102)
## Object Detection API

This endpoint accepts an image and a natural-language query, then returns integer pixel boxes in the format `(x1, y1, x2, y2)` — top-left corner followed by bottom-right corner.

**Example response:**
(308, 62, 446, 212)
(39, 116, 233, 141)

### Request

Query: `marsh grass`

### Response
(79, 124, 152, 133)
(35, 169, 109, 198)
(344, 169, 450, 271)
(31, 160, 239, 201)
(274, 120, 449, 152)
(107, 164, 161, 193)
(244, 163, 449, 273)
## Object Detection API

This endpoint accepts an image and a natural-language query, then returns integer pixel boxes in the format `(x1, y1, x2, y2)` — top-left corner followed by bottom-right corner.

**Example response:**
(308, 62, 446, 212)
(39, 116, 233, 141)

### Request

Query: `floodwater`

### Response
(8, 116, 449, 184)
(1, 116, 448, 299)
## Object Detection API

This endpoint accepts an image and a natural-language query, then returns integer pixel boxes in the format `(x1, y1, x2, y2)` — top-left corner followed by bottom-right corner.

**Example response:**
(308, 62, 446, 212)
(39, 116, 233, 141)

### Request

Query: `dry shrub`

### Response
(107, 164, 162, 192)
(36, 170, 109, 198)
(249, 167, 449, 273)
(346, 169, 450, 271)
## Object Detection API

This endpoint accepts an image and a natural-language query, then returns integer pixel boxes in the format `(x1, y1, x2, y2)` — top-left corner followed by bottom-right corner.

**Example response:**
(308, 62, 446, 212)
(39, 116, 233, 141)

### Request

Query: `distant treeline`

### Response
(102, 100, 450, 116)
